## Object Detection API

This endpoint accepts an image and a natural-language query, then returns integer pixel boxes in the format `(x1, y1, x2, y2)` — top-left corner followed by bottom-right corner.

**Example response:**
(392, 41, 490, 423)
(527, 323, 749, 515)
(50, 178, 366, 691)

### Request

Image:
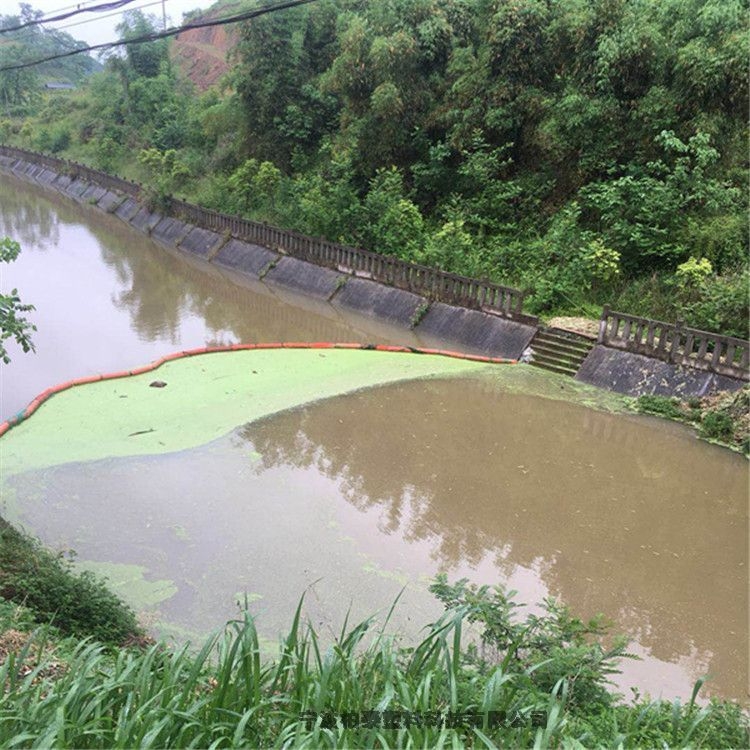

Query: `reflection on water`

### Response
(7, 375, 747, 702)
(0, 172, 420, 418)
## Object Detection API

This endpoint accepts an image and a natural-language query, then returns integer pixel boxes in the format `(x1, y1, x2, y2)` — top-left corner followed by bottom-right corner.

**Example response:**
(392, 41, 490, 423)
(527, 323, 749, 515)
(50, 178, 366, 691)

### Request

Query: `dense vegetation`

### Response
(0, 518, 142, 645)
(1, 0, 747, 336)
(0, 575, 748, 748)
(0, 4, 100, 116)
(637, 385, 750, 455)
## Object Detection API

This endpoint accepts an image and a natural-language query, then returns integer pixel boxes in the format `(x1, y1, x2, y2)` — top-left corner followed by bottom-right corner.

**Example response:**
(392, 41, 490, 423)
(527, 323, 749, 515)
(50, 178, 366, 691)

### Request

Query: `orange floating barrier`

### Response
(129, 365, 155, 376)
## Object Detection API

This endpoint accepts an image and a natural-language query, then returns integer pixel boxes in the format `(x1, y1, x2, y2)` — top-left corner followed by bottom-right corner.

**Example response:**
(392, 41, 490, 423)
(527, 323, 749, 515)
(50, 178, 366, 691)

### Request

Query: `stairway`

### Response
(526, 328, 595, 377)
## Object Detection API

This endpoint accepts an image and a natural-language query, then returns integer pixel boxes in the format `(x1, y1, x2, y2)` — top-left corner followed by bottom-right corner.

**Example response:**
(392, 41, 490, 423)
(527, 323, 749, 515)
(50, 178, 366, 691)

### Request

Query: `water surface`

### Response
(1, 170, 747, 705)
(6, 375, 747, 702)
(0, 171, 419, 418)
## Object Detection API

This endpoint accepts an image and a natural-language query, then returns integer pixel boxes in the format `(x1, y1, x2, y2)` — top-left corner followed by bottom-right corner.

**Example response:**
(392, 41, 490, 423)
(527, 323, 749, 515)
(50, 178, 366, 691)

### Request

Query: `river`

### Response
(0, 170, 747, 704)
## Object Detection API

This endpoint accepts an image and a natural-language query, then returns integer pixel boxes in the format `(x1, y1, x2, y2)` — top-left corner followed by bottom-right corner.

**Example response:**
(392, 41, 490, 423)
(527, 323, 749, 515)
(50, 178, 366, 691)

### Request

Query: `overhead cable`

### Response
(0, 0, 318, 71)
(56, 0, 164, 31)
(1, 0, 141, 33)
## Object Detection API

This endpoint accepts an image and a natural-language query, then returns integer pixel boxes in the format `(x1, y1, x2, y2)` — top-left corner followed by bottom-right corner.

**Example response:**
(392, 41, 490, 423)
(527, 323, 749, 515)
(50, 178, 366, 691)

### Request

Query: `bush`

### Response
(680, 269, 750, 340)
(35, 126, 71, 154)
(636, 395, 685, 420)
(700, 411, 734, 442)
(0, 519, 141, 644)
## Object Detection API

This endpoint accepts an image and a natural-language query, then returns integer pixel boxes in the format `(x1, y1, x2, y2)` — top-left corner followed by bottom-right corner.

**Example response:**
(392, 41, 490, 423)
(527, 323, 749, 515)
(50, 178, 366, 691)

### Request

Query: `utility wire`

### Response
(55, 0, 164, 30)
(1, 0, 141, 33)
(10, 0, 102, 20)
(0, 0, 318, 71)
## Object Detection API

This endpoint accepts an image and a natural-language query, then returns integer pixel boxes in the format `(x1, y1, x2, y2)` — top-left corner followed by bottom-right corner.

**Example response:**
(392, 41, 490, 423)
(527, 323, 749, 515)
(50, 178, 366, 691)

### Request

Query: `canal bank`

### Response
(2, 146, 746, 397)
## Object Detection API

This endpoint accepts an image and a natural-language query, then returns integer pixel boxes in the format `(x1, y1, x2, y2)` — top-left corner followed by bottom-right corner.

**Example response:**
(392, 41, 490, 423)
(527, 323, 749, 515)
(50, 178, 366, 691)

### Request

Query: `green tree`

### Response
(116, 10, 169, 79)
(0, 237, 35, 364)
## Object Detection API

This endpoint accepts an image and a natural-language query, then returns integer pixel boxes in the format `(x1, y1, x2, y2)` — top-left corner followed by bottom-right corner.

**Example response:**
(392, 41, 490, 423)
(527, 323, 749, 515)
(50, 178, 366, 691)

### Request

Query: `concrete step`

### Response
(529, 360, 579, 376)
(533, 333, 593, 355)
(532, 341, 589, 363)
(530, 349, 584, 370)
(526, 328, 595, 377)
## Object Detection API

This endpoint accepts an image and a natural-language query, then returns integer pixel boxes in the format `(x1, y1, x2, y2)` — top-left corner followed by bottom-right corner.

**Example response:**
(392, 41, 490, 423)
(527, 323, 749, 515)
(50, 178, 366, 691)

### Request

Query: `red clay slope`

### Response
(171, 1, 245, 91)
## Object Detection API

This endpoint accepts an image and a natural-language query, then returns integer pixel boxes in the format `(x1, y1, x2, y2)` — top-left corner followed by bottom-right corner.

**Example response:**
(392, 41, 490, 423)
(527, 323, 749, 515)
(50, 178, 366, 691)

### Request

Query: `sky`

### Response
(4, 0, 212, 47)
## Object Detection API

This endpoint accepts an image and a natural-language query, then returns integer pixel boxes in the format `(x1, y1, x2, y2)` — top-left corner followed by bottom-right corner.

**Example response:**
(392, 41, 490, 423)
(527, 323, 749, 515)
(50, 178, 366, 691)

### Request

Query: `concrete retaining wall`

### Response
(264, 256, 342, 299)
(129, 206, 163, 234)
(150, 216, 191, 246)
(332, 277, 425, 328)
(417, 302, 537, 360)
(114, 196, 140, 222)
(97, 190, 123, 213)
(576, 345, 745, 397)
(179, 226, 224, 258)
(213, 239, 279, 279)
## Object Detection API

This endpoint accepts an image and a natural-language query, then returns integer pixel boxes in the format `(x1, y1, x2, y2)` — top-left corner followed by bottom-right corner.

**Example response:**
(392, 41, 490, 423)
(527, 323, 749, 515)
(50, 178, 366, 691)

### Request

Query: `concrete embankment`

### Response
(576, 345, 746, 397)
(2, 152, 746, 397)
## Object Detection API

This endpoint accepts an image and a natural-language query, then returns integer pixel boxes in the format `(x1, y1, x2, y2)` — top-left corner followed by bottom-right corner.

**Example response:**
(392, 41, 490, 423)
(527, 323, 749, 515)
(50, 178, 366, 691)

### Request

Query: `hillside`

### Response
(171, 0, 247, 90)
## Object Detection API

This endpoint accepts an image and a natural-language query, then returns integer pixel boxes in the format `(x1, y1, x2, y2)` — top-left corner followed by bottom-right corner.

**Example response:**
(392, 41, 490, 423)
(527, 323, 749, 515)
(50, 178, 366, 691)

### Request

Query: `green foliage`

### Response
(636, 395, 685, 421)
(0, 44, 39, 116)
(115, 10, 169, 79)
(362, 167, 425, 259)
(0, 519, 141, 644)
(137, 147, 190, 205)
(579, 131, 742, 273)
(699, 411, 734, 442)
(10, 0, 748, 334)
(0, 237, 35, 364)
(680, 269, 750, 340)
(34, 124, 70, 153)
(421, 217, 481, 275)
(637, 387, 749, 454)
(0, 5, 99, 116)
(226, 158, 282, 216)
(675, 256, 713, 289)
(429, 575, 630, 709)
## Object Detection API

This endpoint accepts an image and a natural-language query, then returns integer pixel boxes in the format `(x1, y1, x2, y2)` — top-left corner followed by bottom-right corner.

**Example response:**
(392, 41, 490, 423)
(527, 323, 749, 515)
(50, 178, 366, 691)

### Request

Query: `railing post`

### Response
(598, 305, 610, 344)
(669, 319, 684, 364)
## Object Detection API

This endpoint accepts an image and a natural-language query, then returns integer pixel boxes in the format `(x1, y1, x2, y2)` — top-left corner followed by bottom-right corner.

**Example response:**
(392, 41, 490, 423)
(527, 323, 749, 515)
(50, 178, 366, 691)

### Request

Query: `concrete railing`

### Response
(598, 306, 749, 381)
(0, 147, 140, 197)
(0, 145, 531, 322)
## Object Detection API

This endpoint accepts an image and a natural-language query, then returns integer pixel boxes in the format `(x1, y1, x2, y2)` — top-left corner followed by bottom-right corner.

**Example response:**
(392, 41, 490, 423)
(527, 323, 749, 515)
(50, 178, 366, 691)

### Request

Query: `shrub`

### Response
(636, 395, 684, 420)
(0, 519, 141, 645)
(700, 411, 735, 442)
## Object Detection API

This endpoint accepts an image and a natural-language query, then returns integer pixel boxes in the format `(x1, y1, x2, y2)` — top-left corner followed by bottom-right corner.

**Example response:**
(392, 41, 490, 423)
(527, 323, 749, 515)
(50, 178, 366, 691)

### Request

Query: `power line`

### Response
(0, 0, 141, 33)
(55, 0, 164, 31)
(0, 0, 318, 71)
(13, 0, 102, 20)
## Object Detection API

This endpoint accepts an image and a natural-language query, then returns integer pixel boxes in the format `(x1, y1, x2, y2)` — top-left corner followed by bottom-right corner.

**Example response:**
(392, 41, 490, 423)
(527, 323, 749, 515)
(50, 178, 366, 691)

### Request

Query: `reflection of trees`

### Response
(4, 172, 376, 345)
(85, 221, 368, 345)
(95, 233, 368, 344)
(0, 174, 60, 248)
(240, 377, 748, 686)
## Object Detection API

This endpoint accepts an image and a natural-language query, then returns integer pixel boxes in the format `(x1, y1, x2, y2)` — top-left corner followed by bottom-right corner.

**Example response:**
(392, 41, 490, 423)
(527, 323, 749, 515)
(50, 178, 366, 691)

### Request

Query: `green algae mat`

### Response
(0, 347, 641, 644)
(0, 348, 498, 477)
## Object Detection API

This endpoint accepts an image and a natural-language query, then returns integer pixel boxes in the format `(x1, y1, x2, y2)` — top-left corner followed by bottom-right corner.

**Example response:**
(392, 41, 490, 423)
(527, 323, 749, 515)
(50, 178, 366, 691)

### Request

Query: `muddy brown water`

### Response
(0, 172, 748, 704)
(0, 171, 421, 419)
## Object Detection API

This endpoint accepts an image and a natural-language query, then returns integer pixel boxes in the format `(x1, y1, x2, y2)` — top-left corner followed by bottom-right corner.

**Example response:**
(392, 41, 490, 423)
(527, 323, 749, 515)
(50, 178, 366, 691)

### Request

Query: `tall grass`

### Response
(0, 591, 747, 749)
